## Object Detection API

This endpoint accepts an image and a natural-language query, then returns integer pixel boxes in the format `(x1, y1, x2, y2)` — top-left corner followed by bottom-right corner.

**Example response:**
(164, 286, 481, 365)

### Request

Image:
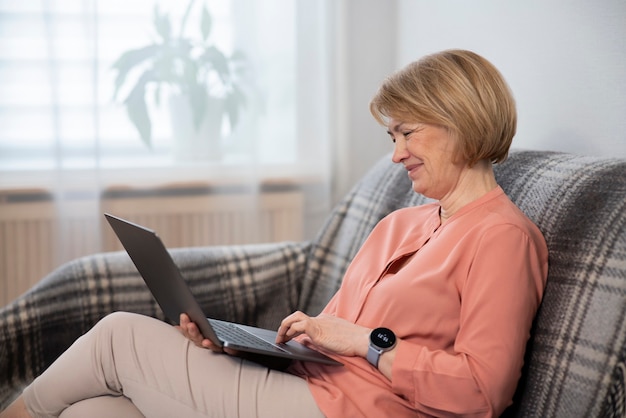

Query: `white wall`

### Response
(396, 0, 626, 158)
(333, 0, 625, 203)
(331, 0, 399, 203)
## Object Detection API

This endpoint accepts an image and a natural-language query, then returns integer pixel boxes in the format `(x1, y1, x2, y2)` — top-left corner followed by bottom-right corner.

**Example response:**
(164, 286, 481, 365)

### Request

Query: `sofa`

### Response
(1, 149, 625, 417)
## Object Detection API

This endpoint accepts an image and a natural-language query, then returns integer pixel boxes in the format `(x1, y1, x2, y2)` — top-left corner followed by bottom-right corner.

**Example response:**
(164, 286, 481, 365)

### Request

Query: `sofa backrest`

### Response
(298, 149, 626, 417)
(496, 151, 626, 417)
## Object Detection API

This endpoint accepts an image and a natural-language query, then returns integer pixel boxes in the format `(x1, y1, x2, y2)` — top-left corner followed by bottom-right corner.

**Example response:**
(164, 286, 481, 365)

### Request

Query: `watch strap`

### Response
(367, 344, 383, 368)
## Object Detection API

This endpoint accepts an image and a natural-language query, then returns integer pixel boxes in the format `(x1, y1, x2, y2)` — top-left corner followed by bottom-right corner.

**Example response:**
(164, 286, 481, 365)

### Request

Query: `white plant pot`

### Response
(169, 94, 224, 161)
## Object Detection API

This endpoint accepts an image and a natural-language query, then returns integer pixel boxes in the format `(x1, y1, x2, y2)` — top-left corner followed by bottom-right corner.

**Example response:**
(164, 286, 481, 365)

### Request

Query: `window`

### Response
(0, 0, 331, 184)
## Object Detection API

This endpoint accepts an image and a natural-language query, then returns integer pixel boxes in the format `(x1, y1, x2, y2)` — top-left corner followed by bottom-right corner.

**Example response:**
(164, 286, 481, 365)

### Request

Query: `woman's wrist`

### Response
(377, 343, 398, 380)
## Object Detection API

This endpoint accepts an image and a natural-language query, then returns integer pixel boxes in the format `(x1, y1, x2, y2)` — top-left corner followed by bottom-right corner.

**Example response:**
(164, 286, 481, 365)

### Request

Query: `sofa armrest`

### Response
(0, 240, 310, 408)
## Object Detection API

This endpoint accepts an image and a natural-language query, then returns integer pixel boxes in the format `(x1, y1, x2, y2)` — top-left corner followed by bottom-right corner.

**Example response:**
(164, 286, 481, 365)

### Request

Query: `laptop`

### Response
(104, 213, 342, 366)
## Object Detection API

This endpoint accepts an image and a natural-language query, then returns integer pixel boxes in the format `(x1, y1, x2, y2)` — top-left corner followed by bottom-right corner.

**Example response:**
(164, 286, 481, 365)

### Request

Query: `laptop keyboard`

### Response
(209, 319, 287, 353)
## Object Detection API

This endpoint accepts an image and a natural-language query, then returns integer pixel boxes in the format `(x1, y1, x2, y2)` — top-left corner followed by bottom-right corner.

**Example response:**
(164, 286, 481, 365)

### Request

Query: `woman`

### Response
(1, 49, 548, 418)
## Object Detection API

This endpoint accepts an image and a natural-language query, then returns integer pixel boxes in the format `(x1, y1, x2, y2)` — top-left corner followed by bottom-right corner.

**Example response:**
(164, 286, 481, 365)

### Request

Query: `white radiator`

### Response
(0, 184, 304, 306)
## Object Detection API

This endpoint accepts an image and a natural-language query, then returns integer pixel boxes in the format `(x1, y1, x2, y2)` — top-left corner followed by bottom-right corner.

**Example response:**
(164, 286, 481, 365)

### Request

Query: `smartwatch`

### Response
(367, 327, 396, 368)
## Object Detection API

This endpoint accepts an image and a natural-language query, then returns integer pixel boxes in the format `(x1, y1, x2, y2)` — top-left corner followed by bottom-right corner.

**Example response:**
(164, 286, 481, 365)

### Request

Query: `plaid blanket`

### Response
(1, 149, 625, 418)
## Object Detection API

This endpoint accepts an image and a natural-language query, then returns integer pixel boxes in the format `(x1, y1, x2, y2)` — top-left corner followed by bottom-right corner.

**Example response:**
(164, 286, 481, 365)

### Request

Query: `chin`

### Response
(411, 183, 435, 200)
(411, 183, 425, 195)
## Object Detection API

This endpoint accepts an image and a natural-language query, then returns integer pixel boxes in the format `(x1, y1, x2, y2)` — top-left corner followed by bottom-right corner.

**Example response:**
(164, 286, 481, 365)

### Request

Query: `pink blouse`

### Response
(289, 186, 548, 417)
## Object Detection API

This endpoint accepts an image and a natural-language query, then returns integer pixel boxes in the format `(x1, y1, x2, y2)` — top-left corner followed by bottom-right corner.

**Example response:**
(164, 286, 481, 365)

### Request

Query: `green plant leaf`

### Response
(201, 46, 230, 81)
(229, 50, 248, 76)
(200, 5, 212, 42)
(153, 5, 171, 42)
(111, 45, 160, 100)
(154, 84, 161, 107)
(124, 71, 154, 147)
(153, 54, 178, 85)
(230, 50, 247, 63)
(179, 0, 196, 38)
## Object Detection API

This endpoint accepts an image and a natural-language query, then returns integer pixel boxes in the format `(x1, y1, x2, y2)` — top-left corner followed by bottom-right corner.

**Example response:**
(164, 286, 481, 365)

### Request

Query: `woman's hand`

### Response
(176, 313, 221, 351)
(176, 313, 239, 356)
(276, 311, 371, 357)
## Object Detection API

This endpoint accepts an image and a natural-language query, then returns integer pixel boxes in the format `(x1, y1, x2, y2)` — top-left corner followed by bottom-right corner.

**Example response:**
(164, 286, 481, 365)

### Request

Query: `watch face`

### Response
(371, 327, 396, 349)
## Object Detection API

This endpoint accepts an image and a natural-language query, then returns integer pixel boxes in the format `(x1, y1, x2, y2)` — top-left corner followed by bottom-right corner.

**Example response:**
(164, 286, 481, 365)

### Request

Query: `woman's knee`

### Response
(58, 396, 144, 418)
(91, 311, 178, 351)
(87, 311, 153, 347)
(97, 311, 143, 329)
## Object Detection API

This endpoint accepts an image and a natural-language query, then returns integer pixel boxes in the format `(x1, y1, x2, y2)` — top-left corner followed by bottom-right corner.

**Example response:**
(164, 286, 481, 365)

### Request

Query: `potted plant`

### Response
(111, 0, 247, 157)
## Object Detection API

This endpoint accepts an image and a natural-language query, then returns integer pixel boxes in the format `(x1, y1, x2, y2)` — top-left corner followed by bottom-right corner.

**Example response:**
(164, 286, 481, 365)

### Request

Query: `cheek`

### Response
(423, 157, 460, 189)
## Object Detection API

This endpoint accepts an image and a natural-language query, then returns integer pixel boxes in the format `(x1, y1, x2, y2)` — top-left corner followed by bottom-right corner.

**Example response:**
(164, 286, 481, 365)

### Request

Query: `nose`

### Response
(391, 138, 409, 163)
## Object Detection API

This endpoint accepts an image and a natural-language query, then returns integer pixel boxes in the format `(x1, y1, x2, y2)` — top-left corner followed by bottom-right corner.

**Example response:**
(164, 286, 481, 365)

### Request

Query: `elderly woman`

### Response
(1, 49, 547, 418)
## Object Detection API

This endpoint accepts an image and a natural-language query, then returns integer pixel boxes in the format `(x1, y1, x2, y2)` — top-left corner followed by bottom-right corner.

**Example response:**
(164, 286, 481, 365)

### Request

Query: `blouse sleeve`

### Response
(390, 224, 547, 416)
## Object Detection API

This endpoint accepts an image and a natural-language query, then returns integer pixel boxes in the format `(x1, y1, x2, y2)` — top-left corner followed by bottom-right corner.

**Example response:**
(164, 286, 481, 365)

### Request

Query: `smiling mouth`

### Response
(405, 164, 423, 175)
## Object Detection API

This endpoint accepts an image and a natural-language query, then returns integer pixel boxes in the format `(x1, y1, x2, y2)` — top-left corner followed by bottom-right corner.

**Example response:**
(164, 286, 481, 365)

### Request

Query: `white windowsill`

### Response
(0, 159, 328, 192)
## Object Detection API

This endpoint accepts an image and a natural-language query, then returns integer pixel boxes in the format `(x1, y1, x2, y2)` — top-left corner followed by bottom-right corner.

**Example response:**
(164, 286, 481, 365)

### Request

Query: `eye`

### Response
(402, 129, 416, 138)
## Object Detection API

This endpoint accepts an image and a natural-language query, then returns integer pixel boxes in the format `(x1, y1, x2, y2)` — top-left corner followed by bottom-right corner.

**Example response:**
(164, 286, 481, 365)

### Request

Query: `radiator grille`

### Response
(0, 185, 304, 306)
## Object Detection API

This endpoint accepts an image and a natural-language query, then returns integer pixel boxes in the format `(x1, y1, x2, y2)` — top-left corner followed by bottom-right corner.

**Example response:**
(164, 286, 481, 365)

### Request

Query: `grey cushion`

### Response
(1, 149, 625, 417)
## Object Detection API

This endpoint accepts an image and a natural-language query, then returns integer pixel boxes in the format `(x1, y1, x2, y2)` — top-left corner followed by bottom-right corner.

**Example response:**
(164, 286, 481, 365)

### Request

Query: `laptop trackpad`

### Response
(237, 324, 322, 355)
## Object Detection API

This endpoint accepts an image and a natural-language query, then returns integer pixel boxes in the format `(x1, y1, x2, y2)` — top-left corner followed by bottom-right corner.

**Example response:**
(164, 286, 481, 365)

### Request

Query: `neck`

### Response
(439, 160, 498, 223)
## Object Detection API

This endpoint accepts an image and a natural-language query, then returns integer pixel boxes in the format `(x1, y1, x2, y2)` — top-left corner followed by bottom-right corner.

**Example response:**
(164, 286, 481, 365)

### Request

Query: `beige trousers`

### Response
(22, 312, 324, 418)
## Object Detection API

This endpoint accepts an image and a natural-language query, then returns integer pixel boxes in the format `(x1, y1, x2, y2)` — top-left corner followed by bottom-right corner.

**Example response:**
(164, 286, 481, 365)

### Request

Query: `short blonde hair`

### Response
(369, 49, 516, 165)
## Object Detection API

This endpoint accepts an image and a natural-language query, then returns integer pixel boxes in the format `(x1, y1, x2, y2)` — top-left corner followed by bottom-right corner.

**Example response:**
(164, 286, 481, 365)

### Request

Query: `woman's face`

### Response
(387, 118, 466, 201)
